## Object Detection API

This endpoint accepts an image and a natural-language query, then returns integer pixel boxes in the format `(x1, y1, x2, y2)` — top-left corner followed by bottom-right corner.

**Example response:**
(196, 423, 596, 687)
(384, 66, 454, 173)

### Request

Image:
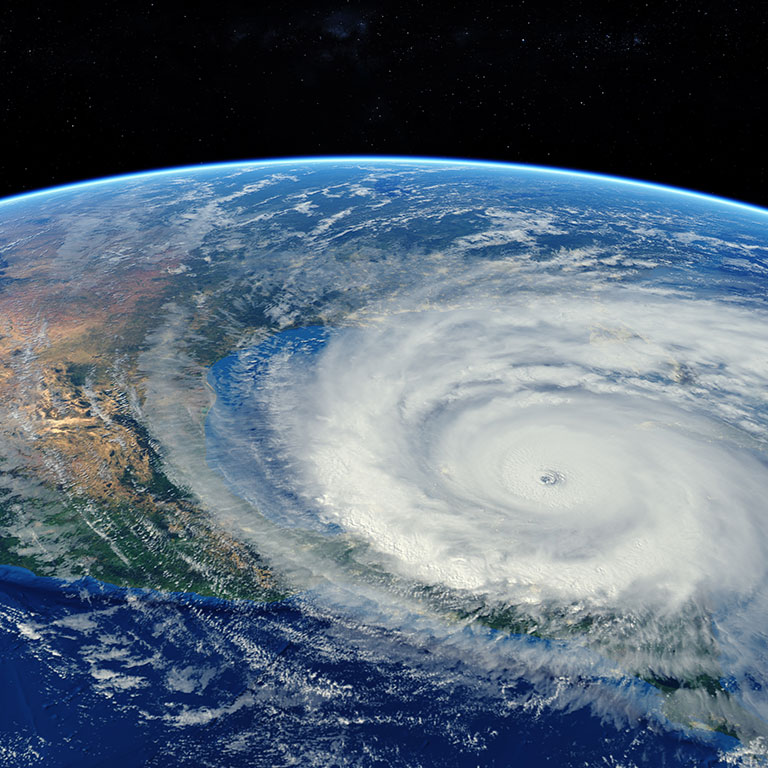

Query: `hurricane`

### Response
(204, 280, 768, 706)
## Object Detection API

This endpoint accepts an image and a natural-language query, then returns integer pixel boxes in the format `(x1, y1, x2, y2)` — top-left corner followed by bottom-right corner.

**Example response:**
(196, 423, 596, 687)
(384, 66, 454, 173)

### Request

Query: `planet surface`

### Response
(1, 158, 768, 766)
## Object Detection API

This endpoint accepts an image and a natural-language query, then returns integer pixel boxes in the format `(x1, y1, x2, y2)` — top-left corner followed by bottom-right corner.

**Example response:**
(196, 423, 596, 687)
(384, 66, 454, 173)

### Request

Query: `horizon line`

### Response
(1, 155, 766, 216)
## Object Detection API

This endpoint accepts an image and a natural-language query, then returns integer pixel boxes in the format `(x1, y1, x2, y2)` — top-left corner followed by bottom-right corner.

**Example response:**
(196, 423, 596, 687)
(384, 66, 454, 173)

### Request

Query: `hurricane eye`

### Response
(539, 470, 563, 486)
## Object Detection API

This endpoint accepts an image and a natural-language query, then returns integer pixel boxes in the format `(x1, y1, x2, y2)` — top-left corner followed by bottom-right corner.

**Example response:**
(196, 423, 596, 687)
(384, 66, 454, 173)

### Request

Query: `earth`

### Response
(1, 158, 768, 766)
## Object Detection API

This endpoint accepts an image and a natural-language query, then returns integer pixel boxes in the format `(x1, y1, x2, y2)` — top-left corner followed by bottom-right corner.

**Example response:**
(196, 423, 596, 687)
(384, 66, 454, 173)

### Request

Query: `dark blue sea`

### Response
(0, 564, 740, 766)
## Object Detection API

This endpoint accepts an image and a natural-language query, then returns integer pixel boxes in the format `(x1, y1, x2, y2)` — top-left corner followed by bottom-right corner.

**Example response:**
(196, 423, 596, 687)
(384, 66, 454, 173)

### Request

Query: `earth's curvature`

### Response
(1, 158, 768, 766)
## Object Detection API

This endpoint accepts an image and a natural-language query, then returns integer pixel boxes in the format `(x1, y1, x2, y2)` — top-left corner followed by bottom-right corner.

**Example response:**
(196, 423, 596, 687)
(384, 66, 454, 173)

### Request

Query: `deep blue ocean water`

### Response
(0, 563, 740, 767)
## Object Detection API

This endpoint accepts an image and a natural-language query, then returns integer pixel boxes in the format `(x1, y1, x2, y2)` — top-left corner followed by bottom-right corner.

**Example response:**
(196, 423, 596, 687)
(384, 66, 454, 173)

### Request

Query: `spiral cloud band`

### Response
(209, 287, 768, 615)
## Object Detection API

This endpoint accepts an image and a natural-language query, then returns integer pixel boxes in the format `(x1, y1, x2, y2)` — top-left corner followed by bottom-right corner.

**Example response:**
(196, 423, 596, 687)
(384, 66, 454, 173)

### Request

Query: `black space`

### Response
(2, 2, 767, 206)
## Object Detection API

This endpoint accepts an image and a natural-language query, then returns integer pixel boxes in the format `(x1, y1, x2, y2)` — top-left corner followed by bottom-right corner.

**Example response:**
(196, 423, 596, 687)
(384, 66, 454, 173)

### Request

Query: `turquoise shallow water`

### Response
(206, 326, 334, 532)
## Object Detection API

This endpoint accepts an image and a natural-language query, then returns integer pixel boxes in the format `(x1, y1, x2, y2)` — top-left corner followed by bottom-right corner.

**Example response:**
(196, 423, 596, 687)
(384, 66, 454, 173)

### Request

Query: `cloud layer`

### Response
(209, 286, 768, 622)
